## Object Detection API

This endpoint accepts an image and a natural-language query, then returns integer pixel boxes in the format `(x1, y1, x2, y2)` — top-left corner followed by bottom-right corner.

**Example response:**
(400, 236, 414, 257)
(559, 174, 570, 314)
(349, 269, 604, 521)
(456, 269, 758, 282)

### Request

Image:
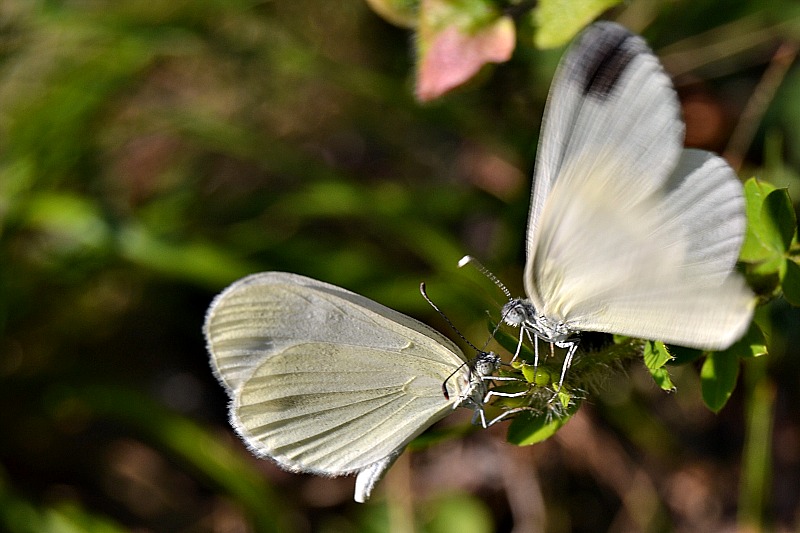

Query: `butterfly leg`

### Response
(485, 406, 540, 427)
(510, 327, 525, 363)
(483, 387, 531, 404)
(472, 405, 489, 428)
(554, 339, 580, 394)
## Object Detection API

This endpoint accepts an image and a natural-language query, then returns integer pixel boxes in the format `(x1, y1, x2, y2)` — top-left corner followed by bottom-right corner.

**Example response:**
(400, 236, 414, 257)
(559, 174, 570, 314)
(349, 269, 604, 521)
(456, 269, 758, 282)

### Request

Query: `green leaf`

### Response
(519, 363, 554, 386)
(506, 400, 581, 446)
(554, 387, 571, 408)
(643, 341, 675, 391)
(533, 0, 623, 49)
(725, 322, 768, 359)
(740, 178, 777, 263)
(701, 351, 740, 412)
(749, 255, 785, 278)
(760, 188, 796, 255)
(648, 367, 675, 392)
(643, 341, 672, 369)
(740, 180, 794, 295)
(23, 193, 111, 249)
(783, 259, 800, 306)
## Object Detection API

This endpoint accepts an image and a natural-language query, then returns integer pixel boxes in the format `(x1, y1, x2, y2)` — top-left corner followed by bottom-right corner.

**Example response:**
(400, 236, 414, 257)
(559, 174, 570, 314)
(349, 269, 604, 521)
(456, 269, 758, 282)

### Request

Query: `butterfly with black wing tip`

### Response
(464, 22, 754, 391)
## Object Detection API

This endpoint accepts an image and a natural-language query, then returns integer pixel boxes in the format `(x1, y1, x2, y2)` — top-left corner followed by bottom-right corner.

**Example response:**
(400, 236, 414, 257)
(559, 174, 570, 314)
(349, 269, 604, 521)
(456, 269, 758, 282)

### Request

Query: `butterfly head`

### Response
(442, 351, 500, 405)
(501, 298, 537, 327)
(471, 350, 502, 380)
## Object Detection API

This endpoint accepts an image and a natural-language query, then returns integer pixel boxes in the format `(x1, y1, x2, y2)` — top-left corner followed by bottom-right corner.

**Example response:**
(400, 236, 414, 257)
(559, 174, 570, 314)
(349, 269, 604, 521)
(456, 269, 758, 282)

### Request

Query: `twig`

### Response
(724, 42, 799, 171)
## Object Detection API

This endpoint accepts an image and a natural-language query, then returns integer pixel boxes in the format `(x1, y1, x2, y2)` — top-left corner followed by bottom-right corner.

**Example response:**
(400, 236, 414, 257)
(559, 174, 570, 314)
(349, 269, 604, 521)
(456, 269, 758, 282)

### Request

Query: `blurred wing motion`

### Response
(522, 22, 753, 350)
(204, 272, 489, 502)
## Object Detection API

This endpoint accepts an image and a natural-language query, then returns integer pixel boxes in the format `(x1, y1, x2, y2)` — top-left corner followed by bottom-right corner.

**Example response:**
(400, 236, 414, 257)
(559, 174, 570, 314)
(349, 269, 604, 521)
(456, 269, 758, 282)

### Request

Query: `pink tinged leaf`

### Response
(416, 16, 515, 101)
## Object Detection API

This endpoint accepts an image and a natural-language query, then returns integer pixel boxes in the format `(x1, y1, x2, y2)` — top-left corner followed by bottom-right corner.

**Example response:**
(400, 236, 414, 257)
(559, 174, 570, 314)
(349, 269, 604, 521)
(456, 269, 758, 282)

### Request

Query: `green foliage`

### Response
(533, 0, 624, 48)
(741, 178, 800, 300)
(698, 323, 768, 411)
(643, 341, 676, 391)
(701, 350, 741, 412)
(680, 176, 800, 413)
(506, 398, 581, 446)
(486, 323, 646, 444)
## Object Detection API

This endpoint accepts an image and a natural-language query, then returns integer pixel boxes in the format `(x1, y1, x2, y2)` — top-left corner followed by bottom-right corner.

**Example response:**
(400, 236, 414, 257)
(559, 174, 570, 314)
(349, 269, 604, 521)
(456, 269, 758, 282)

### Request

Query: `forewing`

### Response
(529, 149, 753, 349)
(526, 22, 683, 301)
(232, 342, 462, 475)
(204, 272, 465, 394)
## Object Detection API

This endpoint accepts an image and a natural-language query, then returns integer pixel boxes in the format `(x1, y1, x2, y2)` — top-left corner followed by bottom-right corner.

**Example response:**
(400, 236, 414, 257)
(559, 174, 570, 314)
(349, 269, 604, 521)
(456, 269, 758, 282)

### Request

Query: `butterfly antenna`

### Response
(420, 282, 480, 400)
(420, 282, 480, 353)
(459, 255, 516, 350)
(458, 255, 512, 300)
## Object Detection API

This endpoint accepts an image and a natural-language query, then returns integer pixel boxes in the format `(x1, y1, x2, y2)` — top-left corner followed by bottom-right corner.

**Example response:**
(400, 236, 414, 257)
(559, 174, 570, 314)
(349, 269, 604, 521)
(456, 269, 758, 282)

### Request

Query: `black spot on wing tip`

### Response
(570, 22, 650, 100)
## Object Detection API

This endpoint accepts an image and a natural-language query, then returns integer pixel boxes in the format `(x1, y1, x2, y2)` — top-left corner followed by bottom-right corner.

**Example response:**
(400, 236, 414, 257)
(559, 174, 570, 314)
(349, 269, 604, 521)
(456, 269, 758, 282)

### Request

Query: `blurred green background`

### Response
(1, 1, 800, 532)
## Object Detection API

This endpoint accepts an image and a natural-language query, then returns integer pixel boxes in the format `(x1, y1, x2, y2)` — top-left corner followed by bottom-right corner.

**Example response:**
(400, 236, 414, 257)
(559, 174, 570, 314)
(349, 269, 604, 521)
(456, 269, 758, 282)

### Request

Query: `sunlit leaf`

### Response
(648, 367, 675, 392)
(533, 0, 622, 48)
(740, 179, 789, 296)
(740, 178, 778, 263)
(701, 351, 740, 412)
(725, 322, 768, 359)
(519, 363, 554, 386)
(643, 341, 672, 369)
(643, 341, 675, 391)
(760, 188, 796, 255)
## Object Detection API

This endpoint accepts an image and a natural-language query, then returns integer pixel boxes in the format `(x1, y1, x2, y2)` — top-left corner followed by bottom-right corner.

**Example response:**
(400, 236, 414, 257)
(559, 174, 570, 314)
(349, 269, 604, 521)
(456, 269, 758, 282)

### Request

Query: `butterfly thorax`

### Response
(501, 298, 574, 343)
(454, 351, 501, 409)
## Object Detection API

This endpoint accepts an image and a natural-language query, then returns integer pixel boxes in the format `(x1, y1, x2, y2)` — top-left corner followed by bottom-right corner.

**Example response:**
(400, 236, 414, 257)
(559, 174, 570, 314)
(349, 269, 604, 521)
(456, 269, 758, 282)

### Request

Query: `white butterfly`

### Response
(468, 22, 754, 389)
(204, 271, 501, 503)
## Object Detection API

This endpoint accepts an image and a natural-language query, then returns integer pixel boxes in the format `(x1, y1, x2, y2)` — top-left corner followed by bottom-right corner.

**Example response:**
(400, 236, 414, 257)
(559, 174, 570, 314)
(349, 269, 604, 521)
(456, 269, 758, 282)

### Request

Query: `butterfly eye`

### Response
(501, 299, 535, 327)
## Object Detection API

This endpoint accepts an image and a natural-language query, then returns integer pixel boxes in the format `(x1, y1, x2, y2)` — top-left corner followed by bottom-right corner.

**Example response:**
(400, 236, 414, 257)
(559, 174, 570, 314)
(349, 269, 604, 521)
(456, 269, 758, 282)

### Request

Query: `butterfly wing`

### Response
(205, 271, 465, 394)
(204, 272, 473, 501)
(525, 22, 684, 306)
(528, 146, 753, 349)
(523, 22, 753, 349)
(233, 342, 456, 478)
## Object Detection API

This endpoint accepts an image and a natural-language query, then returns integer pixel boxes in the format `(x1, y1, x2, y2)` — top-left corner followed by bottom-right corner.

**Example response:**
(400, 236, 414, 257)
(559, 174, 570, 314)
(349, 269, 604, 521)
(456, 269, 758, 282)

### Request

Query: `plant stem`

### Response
(737, 356, 775, 531)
